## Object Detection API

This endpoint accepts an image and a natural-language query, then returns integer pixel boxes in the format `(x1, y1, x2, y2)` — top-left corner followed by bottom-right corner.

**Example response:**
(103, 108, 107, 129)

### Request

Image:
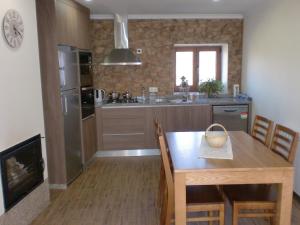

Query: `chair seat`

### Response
(223, 184, 277, 203)
(186, 185, 224, 204)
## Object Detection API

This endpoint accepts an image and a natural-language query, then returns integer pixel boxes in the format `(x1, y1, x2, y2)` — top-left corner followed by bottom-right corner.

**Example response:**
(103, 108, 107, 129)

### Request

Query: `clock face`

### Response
(2, 9, 24, 48)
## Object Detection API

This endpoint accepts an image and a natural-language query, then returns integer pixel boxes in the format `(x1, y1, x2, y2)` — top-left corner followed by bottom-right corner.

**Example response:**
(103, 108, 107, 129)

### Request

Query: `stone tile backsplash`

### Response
(91, 19, 243, 96)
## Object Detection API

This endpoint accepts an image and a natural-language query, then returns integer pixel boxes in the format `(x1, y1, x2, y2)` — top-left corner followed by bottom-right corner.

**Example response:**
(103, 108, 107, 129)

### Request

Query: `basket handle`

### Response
(205, 123, 228, 137)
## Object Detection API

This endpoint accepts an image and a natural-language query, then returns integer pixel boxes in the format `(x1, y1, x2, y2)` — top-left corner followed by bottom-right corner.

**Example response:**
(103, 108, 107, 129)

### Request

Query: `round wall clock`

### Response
(2, 9, 24, 48)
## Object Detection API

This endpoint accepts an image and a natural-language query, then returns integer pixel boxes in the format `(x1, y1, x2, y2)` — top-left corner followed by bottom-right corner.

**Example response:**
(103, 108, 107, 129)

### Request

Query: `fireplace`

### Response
(0, 134, 44, 211)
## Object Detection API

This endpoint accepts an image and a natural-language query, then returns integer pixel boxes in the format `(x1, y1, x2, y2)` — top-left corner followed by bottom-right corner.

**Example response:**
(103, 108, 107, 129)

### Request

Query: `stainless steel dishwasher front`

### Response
(212, 105, 249, 133)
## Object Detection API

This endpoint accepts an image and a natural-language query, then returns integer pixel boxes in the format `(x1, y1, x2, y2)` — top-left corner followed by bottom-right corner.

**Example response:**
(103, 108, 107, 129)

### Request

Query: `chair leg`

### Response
(219, 205, 225, 225)
(270, 216, 276, 225)
(157, 165, 164, 206)
(208, 211, 213, 225)
(232, 203, 239, 225)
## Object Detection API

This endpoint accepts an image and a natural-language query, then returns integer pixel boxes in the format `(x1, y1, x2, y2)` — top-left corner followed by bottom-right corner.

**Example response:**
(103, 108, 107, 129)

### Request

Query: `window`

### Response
(175, 46, 222, 91)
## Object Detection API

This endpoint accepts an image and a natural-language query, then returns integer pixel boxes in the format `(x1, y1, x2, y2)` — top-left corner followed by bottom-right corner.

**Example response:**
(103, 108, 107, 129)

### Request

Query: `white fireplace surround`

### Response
(0, 0, 49, 219)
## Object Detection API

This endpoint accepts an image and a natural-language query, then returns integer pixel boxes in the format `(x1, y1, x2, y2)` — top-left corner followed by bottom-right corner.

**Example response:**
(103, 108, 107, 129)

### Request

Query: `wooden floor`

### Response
(31, 157, 300, 225)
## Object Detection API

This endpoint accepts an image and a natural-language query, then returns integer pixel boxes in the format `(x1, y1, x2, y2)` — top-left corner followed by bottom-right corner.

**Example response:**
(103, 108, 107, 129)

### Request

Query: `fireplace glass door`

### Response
(0, 134, 44, 211)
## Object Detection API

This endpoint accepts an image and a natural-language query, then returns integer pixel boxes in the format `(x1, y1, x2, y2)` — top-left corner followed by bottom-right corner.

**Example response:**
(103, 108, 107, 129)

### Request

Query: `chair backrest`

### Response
(270, 124, 299, 163)
(158, 134, 174, 225)
(154, 118, 163, 139)
(252, 115, 274, 146)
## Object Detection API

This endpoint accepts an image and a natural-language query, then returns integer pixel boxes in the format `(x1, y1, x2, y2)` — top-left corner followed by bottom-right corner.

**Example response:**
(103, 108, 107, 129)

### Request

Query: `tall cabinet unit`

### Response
(36, 0, 92, 187)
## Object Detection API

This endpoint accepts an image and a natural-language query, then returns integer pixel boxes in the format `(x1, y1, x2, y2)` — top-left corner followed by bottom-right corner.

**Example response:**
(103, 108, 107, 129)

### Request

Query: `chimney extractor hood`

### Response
(101, 14, 142, 66)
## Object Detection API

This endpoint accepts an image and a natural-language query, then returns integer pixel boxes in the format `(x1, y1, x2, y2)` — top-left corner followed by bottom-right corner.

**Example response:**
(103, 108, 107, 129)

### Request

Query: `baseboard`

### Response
(49, 184, 67, 190)
(95, 149, 160, 157)
(83, 154, 97, 170)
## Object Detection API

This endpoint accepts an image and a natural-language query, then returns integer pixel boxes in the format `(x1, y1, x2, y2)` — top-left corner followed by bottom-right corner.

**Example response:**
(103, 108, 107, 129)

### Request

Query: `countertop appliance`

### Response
(81, 86, 95, 119)
(94, 89, 105, 104)
(212, 105, 249, 133)
(58, 45, 82, 184)
(106, 91, 138, 104)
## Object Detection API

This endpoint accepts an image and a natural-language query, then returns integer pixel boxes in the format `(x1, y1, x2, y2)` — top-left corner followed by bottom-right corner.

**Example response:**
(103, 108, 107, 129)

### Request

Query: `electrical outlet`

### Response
(136, 49, 143, 54)
(149, 87, 158, 93)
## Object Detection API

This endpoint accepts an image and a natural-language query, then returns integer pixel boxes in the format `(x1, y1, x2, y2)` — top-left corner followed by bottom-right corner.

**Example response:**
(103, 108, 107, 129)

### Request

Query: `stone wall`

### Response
(91, 19, 243, 96)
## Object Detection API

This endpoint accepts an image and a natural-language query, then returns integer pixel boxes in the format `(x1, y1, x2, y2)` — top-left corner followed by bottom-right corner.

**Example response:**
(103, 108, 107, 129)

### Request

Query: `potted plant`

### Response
(199, 79, 224, 98)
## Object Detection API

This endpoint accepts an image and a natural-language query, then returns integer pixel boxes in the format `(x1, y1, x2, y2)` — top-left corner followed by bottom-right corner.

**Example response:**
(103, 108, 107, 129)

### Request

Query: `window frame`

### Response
(174, 46, 222, 92)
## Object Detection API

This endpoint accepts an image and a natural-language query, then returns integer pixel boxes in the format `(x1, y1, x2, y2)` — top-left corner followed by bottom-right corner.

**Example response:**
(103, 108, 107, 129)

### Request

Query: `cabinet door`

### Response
(166, 106, 192, 131)
(96, 107, 103, 151)
(82, 115, 97, 164)
(100, 108, 146, 150)
(55, 0, 77, 46)
(166, 105, 212, 132)
(190, 105, 212, 131)
(55, 0, 90, 48)
(145, 107, 167, 148)
(76, 8, 90, 49)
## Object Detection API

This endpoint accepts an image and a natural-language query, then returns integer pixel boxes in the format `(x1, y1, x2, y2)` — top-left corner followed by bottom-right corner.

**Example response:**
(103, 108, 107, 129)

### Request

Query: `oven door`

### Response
(81, 87, 95, 119)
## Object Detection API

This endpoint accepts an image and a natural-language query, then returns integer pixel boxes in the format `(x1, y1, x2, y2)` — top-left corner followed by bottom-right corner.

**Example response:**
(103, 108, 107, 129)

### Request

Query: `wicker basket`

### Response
(205, 123, 228, 148)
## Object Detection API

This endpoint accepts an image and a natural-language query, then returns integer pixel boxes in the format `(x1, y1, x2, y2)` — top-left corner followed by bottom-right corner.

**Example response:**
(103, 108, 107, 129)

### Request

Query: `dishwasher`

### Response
(212, 105, 249, 133)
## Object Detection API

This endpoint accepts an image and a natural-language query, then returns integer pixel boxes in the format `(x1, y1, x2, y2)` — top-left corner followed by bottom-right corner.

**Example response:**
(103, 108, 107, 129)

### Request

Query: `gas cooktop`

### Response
(106, 98, 139, 104)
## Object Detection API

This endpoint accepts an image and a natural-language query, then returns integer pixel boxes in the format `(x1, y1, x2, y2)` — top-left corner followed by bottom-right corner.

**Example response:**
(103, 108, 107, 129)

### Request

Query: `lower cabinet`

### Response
(165, 105, 212, 132)
(82, 115, 97, 164)
(96, 105, 212, 151)
(100, 107, 146, 150)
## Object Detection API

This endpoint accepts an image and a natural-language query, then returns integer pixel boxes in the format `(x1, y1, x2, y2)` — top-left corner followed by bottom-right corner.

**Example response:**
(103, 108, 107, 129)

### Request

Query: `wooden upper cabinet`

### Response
(55, 0, 90, 49)
(76, 8, 90, 49)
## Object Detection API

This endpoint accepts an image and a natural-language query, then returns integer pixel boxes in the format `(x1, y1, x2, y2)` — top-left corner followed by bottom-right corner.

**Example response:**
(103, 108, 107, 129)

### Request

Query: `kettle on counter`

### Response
(94, 89, 106, 103)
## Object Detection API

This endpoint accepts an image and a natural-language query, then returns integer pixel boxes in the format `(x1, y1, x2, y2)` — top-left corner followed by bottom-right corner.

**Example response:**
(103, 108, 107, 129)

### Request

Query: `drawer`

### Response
(103, 134, 145, 150)
(102, 108, 145, 119)
(102, 118, 145, 134)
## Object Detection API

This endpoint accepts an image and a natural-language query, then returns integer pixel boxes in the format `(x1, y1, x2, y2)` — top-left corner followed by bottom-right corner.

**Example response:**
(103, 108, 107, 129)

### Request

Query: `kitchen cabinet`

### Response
(36, 0, 90, 186)
(82, 115, 97, 164)
(166, 105, 212, 132)
(55, 0, 90, 49)
(98, 107, 147, 150)
(96, 105, 212, 150)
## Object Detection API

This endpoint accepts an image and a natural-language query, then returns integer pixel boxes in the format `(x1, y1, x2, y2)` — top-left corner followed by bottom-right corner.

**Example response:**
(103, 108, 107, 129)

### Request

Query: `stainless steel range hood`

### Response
(101, 14, 142, 66)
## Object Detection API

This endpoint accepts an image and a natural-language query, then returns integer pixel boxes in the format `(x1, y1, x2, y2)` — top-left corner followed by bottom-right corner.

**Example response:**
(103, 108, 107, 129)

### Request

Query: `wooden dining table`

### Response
(166, 131, 294, 225)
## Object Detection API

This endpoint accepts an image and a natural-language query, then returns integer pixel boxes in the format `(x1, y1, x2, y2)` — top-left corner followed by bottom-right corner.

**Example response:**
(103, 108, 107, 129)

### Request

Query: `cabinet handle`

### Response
(64, 96, 68, 115)
(224, 109, 237, 113)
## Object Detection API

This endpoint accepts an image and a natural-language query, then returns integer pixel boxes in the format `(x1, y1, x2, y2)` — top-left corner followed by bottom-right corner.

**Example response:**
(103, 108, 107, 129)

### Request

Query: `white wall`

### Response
(0, 0, 47, 215)
(242, 0, 300, 194)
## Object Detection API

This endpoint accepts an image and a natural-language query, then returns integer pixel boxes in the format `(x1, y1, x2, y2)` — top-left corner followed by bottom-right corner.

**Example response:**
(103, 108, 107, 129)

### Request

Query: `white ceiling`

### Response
(75, 0, 269, 16)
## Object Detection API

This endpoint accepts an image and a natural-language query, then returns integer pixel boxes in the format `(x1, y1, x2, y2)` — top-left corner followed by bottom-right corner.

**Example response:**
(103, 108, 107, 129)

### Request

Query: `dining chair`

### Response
(154, 118, 166, 207)
(223, 124, 299, 225)
(158, 134, 225, 225)
(252, 115, 274, 147)
(270, 124, 299, 163)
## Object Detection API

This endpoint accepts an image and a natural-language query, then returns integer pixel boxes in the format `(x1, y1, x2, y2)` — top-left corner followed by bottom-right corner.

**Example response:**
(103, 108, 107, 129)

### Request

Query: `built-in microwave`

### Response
(81, 86, 95, 119)
(79, 51, 93, 87)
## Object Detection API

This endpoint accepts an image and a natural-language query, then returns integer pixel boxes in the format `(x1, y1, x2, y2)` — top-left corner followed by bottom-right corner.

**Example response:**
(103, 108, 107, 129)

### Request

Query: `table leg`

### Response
(174, 173, 186, 225)
(276, 173, 294, 225)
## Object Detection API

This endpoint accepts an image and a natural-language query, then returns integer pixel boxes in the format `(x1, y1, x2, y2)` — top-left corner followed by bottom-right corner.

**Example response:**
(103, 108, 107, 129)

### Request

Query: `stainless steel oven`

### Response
(81, 86, 95, 119)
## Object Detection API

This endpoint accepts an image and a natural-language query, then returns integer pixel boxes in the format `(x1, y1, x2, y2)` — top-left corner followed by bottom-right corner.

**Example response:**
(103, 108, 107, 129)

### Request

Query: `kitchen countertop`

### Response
(95, 96, 252, 108)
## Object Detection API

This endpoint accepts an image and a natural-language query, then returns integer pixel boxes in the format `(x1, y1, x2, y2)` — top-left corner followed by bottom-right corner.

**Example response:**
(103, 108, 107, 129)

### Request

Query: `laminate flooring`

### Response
(31, 157, 300, 225)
